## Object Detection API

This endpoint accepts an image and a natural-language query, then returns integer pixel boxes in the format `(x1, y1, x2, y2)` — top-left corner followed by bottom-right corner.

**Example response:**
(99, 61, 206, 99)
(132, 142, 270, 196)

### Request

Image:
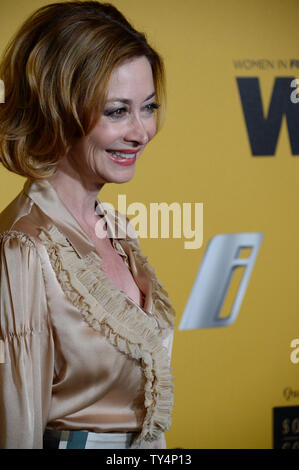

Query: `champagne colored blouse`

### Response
(0, 179, 175, 449)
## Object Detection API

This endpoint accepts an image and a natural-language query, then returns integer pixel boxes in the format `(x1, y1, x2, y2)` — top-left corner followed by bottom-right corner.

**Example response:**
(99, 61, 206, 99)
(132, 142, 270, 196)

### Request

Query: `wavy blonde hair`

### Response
(0, 1, 165, 179)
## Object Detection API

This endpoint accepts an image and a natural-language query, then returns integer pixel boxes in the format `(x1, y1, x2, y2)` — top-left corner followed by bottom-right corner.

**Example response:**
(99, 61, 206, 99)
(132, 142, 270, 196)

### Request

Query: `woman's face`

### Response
(68, 55, 158, 185)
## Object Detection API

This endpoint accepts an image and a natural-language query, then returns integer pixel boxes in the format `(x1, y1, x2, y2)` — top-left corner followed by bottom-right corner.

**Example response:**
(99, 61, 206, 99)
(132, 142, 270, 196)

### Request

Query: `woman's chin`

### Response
(105, 167, 136, 184)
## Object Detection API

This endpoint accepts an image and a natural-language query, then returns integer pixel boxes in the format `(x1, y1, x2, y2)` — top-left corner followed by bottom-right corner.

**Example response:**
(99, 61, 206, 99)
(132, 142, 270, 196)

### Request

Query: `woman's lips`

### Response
(106, 148, 141, 166)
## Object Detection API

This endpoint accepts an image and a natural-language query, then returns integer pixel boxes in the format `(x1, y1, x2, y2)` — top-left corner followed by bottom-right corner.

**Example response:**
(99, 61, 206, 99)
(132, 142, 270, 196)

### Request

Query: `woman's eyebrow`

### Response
(106, 92, 156, 104)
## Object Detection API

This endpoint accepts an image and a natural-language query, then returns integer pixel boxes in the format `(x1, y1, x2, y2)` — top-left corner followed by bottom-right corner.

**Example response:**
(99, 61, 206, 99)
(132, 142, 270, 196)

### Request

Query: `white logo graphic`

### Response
(179, 232, 264, 329)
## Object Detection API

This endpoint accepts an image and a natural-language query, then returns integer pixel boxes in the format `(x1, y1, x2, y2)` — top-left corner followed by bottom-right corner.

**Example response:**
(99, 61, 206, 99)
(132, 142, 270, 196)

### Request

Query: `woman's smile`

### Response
(105, 147, 142, 166)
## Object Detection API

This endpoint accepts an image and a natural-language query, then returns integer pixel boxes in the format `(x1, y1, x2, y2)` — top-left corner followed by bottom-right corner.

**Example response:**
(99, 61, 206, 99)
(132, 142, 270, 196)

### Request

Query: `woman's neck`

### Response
(48, 168, 104, 232)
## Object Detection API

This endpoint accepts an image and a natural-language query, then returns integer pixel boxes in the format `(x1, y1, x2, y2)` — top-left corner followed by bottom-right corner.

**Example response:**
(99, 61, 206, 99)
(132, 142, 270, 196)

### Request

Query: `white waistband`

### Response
(44, 428, 139, 449)
(60, 431, 137, 449)
(85, 432, 135, 442)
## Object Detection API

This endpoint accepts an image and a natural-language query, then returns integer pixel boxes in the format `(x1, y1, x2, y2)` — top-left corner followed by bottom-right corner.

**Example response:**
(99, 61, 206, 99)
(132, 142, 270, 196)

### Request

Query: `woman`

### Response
(0, 1, 176, 449)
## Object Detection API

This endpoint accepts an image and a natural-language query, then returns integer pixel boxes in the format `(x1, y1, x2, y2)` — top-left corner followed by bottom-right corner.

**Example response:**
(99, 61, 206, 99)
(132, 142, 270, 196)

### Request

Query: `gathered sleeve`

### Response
(0, 231, 54, 449)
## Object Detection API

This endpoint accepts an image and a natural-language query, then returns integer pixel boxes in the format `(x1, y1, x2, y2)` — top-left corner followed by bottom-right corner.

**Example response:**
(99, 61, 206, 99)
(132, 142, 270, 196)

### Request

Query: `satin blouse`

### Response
(0, 179, 176, 449)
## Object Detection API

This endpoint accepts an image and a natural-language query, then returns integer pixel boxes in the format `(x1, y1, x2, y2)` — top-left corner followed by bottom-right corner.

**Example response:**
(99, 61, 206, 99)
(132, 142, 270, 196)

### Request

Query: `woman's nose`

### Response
(124, 115, 150, 145)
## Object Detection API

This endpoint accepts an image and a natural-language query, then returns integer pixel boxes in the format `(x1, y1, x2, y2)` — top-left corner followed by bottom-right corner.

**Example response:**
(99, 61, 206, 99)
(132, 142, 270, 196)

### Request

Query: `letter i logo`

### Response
(179, 233, 264, 329)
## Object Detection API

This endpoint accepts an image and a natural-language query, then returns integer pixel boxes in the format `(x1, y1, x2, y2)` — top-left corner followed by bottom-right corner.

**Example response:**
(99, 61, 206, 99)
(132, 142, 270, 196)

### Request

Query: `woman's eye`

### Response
(103, 103, 160, 119)
(104, 107, 127, 119)
(144, 103, 160, 114)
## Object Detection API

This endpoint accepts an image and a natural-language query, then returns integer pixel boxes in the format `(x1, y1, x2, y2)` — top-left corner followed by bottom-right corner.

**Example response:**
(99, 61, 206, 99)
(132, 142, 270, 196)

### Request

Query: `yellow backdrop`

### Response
(1, 0, 298, 449)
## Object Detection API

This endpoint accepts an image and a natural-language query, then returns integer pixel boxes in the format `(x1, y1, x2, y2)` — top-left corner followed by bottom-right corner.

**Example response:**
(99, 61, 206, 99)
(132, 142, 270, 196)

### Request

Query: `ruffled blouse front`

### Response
(0, 179, 175, 449)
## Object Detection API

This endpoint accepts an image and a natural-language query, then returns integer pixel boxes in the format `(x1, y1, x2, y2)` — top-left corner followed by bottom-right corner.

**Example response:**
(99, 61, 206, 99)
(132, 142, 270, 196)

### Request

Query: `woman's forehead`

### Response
(106, 57, 155, 101)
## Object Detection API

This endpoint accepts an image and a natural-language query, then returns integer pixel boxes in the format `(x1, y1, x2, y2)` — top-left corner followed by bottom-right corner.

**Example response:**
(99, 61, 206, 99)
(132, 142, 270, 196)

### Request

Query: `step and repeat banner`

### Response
(0, 0, 298, 449)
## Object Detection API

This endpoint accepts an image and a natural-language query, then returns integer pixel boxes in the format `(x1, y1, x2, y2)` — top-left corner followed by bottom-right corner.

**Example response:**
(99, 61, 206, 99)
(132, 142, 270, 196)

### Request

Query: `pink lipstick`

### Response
(106, 148, 140, 166)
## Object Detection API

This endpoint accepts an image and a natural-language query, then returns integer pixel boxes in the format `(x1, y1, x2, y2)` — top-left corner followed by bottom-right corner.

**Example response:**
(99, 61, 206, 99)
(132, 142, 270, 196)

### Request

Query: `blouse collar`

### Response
(22, 178, 136, 261)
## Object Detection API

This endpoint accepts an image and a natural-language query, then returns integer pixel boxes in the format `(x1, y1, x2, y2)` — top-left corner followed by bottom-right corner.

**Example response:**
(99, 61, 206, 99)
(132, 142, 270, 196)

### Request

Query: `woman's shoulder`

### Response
(0, 194, 52, 338)
(0, 231, 50, 342)
(0, 188, 50, 248)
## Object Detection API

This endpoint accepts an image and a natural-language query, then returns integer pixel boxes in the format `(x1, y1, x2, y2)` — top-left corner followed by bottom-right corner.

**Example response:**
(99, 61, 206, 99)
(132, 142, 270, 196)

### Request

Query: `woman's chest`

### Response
(94, 238, 143, 308)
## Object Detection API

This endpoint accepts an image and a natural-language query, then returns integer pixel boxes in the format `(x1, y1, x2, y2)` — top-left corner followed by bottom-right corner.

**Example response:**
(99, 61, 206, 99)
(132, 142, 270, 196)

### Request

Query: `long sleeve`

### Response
(0, 231, 54, 449)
